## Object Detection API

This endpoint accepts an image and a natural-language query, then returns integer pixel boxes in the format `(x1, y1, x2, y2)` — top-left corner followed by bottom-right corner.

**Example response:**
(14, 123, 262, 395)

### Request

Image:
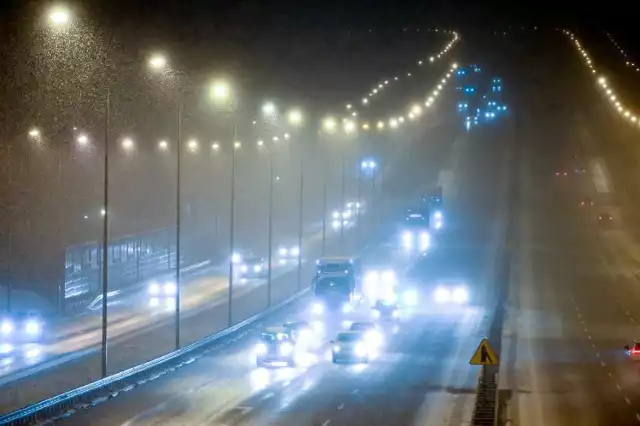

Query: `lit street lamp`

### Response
(48, 6, 71, 27)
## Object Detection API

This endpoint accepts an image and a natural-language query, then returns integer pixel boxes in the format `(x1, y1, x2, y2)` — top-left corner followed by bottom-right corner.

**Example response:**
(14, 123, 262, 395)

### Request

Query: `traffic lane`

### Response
(208, 99, 512, 425)
(500, 97, 638, 426)
(212, 310, 482, 426)
(57, 233, 435, 426)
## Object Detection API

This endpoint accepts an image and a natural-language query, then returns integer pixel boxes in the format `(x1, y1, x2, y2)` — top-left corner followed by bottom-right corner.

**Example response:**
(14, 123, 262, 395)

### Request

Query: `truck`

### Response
(311, 257, 359, 314)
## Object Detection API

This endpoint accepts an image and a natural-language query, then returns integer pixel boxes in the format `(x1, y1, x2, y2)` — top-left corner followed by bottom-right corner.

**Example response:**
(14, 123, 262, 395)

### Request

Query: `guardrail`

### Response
(471, 365, 500, 426)
(0, 287, 310, 426)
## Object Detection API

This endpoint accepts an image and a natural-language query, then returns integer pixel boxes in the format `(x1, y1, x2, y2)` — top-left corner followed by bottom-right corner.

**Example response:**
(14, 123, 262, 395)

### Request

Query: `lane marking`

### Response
(617, 384, 623, 391)
(626, 397, 632, 405)
(322, 420, 331, 426)
(337, 403, 344, 410)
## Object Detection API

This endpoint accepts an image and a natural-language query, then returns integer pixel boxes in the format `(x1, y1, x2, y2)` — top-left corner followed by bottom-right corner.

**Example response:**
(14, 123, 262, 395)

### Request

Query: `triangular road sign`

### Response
(469, 338, 499, 365)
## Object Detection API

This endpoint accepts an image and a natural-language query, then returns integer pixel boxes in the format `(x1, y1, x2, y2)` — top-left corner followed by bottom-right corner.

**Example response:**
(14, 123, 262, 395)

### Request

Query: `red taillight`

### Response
(632, 349, 639, 354)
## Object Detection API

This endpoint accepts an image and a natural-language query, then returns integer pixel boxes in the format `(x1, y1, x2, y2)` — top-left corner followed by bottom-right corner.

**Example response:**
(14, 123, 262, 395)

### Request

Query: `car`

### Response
(574, 167, 586, 174)
(432, 283, 470, 305)
(282, 321, 314, 344)
(254, 327, 296, 367)
(598, 213, 613, 225)
(371, 298, 401, 320)
(239, 256, 268, 278)
(625, 341, 640, 361)
(0, 312, 45, 343)
(349, 322, 384, 347)
(580, 197, 594, 207)
(331, 331, 370, 363)
(555, 170, 568, 177)
(277, 244, 300, 264)
(147, 279, 177, 298)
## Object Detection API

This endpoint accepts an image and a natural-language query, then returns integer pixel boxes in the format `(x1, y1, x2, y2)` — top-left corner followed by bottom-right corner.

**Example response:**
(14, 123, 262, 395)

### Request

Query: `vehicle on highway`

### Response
(239, 256, 268, 279)
(624, 341, 640, 361)
(350, 321, 384, 348)
(580, 197, 594, 207)
(254, 327, 296, 367)
(363, 268, 398, 304)
(0, 312, 45, 343)
(372, 298, 401, 320)
(147, 279, 177, 298)
(432, 282, 470, 305)
(401, 210, 431, 251)
(282, 320, 314, 345)
(574, 166, 586, 174)
(555, 170, 568, 177)
(597, 213, 613, 226)
(277, 244, 300, 264)
(331, 331, 370, 363)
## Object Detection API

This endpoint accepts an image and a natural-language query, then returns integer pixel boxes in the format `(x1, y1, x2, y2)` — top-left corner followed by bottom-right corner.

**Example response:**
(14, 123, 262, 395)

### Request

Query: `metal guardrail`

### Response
(0, 287, 310, 426)
(471, 365, 500, 426)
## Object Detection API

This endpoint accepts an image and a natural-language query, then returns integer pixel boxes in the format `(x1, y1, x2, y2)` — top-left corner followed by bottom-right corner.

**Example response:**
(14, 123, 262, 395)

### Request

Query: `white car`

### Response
(332, 332, 369, 363)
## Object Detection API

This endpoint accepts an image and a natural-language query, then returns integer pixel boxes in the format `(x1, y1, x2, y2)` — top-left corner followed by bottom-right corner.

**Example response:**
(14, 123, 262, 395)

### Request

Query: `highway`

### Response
(49, 36, 514, 425)
(0, 31, 460, 415)
(494, 30, 640, 426)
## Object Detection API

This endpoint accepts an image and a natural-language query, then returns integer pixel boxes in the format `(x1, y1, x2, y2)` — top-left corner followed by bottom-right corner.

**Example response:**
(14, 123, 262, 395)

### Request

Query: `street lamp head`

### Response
(158, 140, 168, 150)
(284, 133, 290, 140)
(257, 139, 264, 147)
(346, 104, 352, 110)
(377, 121, 385, 130)
(234, 141, 241, 149)
(121, 137, 134, 150)
(77, 134, 89, 145)
(323, 117, 337, 133)
(48, 6, 71, 27)
(262, 101, 277, 116)
(187, 139, 198, 152)
(343, 119, 356, 134)
(287, 109, 303, 126)
(148, 54, 167, 71)
(28, 128, 41, 138)
(210, 79, 231, 103)
(362, 98, 369, 105)
(212, 142, 220, 151)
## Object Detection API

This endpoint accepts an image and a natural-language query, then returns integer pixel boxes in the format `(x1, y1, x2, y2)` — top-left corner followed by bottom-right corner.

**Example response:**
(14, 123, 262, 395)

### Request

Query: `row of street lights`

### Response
(35, 3, 453, 378)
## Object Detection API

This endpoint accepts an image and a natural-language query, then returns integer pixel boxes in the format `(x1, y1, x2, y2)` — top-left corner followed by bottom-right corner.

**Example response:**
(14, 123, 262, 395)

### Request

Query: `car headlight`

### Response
(311, 302, 324, 315)
(332, 220, 341, 228)
(232, 253, 242, 264)
(164, 282, 177, 296)
(366, 330, 383, 346)
(255, 343, 268, 355)
(434, 286, 451, 304)
(333, 345, 341, 352)
(290, 246, 300, 257)
(148, 282, 160, 296)
(434, 211, 443, 220)
(279, 342, 294, 356)
(402, 231, 413, 247)
(253, 264, 262, 273)
(278, 247, 288, 257)
(342, 303, 353, 314)
(452, 287, 469, 304)
(1, 320, 13, 335)
(332, 211, 340, 219)
(403, 289, 418, 306)
(343, 211, 351, 219)
(354, 343, 368, 357)
(381, 270, 396, 285)
(365, 271, 379, 286)
(371, 309, 381, 319)
(25, 320, 41, 335)
(241, 265, 249, 273)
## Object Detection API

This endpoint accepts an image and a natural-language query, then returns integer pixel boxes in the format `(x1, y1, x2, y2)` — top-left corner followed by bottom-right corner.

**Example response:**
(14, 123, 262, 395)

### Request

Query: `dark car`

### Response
(598, 213, 613, 225)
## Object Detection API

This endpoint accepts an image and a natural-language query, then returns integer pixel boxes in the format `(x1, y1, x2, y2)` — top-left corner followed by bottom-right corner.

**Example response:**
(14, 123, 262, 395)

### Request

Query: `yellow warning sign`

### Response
(469, 338, 499, 365)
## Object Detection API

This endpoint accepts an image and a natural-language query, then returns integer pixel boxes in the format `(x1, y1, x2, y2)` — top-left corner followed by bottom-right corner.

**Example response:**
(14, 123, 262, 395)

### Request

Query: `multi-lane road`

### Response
(10, 27, 640, 426)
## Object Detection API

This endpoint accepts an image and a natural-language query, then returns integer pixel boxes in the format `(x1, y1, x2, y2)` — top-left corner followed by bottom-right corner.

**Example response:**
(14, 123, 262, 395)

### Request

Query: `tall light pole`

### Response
(100, 88, 110, 378)
(321, 117, 337, 255)
(341, 119, 356, 251)
(261, 101, 279, 306)
(287, 109, 304, 290)
(147, 53, 184, 350)
(209, 78, 237, 326)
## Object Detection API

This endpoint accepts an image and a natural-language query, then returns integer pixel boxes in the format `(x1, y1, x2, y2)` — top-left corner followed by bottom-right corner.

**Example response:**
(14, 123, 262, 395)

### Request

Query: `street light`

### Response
(121, 137, 134, 150)
(262, 101, 277, 117)
(48, 6, 71, 27)
(210, 79, 231, 102)
(288, 109, 303, 126)
(158, 140, 168, 151)
(77, 134, 89, 145)
(187, 139, 198, 152)
(148, 54, 167, 71)
(28, 128, 41, 138)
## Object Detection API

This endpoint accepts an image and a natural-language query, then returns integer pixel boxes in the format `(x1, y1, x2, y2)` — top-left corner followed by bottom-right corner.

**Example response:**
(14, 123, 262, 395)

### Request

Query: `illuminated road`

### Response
(54, 47, 514, 425)
(495, 31, 640, 426)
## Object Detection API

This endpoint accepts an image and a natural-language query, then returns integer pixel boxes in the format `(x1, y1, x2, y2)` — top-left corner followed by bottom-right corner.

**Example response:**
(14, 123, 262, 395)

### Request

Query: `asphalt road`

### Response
(489, 29, 640, 426)
(50, 42, 513, 425)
